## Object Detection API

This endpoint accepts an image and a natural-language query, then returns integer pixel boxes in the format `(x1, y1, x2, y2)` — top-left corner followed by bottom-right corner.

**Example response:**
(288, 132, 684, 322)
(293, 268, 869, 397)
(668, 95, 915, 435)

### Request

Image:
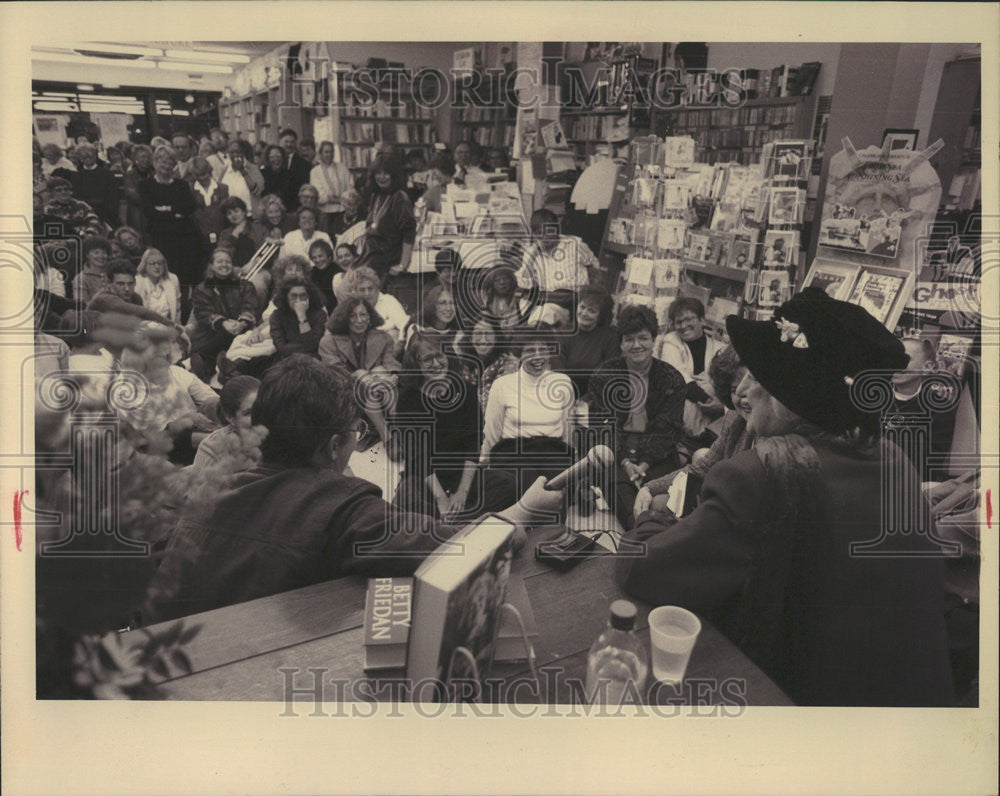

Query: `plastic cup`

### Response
(648, 606, 702, 684)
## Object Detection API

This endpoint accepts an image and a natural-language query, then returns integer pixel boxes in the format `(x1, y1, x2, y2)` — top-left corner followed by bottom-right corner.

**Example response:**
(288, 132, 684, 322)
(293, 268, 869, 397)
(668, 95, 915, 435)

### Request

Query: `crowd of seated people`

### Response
(32, 134, 972, 708)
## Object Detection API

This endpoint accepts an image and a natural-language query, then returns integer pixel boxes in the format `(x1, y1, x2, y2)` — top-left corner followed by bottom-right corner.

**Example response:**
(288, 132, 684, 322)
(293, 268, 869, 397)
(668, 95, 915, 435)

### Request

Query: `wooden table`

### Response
(123, 526, 793, 706)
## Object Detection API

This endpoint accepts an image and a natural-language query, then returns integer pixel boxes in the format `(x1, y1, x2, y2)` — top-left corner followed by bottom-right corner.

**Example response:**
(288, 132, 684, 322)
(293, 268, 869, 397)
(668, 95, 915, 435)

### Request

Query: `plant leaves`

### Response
(179, 623, 202, 645)
(172, 649, 193, 675)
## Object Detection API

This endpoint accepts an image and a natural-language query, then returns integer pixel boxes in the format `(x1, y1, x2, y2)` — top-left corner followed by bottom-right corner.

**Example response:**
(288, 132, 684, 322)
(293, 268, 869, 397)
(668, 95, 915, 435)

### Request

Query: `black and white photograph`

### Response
(3, 4, 997, 795)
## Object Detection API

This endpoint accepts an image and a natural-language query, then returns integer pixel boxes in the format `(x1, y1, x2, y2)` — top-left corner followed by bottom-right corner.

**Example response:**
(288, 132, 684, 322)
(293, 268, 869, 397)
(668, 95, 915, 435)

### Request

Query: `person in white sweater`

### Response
(479, 328, 576, 509)
(282, 206, 333, 261)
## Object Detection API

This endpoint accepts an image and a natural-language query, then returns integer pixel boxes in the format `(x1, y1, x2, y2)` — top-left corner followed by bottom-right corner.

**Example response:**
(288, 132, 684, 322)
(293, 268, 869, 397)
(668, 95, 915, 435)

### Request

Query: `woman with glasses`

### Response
(584, 303, 687, 527)
(318, 296, 401, 445)
(389, 333, 484, 520)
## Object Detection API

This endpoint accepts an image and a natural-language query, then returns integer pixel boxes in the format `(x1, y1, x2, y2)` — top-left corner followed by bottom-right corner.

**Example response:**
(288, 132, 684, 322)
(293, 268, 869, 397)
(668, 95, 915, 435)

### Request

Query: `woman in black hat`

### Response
(616, 289, 955, 707)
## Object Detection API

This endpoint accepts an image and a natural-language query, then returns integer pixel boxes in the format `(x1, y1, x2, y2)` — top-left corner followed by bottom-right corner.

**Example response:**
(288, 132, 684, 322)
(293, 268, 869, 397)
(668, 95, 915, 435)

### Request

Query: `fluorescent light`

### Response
(33, 51, 157, 69)
(165, 49, 250, 64)
(70, 43, 164, 57)
(158, 60, 232, 74)
(103, 83, 120, 89)
(34, 101, 80, 112)
(76, 84, 95, 91)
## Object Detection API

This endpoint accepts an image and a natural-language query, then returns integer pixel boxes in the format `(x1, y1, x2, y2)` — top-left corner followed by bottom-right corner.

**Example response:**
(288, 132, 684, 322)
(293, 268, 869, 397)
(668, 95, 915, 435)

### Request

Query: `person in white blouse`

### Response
(282, 206, 333, 261)
(134, 247, 182, 324)
(352, 266, 410, 343)
(310, 141, 352, 220)
(479, 328, 577, 509)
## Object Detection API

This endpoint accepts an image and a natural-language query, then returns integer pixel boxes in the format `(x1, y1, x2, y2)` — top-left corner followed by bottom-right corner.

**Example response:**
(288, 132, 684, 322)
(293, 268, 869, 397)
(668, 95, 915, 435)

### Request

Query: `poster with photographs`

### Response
(762, 230, 799, 267)
(768, 187, 805, 225)
(756, 268, 791, 308)
(802, 258, 862, 301)
(766, 140, 813, 181)
(846, 267, 909, 326)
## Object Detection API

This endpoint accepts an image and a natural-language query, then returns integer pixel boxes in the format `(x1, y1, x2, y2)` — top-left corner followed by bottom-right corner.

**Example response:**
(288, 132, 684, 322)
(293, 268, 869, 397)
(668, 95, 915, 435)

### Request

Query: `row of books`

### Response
(461, 125, 515, 148)
(341, 121, 435, 144)
(667, 102, 800, 130)
(341, 97, 436, 119)
(565, 113, 626, 142)
(457, 105, 512, 123)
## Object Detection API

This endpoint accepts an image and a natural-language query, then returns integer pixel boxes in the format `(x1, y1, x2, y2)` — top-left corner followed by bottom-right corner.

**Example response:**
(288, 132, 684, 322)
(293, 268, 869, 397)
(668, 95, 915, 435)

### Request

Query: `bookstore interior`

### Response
(28, 41, 985, 710)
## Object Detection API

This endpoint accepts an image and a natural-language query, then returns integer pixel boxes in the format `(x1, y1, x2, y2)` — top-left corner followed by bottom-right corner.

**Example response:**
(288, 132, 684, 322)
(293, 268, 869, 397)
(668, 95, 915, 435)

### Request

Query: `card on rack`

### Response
(709, 200, 740, 233)
(653, 258, 682, 296)
(656, 218, 687, 251)
(768, 140, 813, 181)
(768, 187, 805, 225)
(757, 268, 791, 308)
(728, 237, 754, 269)
(626, 256, 655, 296)
(663, 136, 696, 168)
(662, 181, 690, 210)
(686, 232, 712, 262)
(762, 230, 800, 267)
(706, 232, 735, 267)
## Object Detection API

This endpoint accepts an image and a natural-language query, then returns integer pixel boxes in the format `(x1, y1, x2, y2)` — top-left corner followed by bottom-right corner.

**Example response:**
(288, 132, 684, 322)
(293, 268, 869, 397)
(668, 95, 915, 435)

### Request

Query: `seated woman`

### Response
(134, 247, 182, 324)
(389, 333, 483, 520)
(189, 247, 259, 381)
(306, 238, 340, 312)
(554, 286, 619, 397)
(451, 318, 520, 411)
(352, 265, 411, 344)
(331, 242, 366, 303)
(477, 263, 524, 329)
(282, 206, 333, 261)
(653, 296, 727, 444)
(583, 303, 687, 528)
(617, 290, 955, 707)
(222, 254, 312, 381)
(633, 344, 755, 517)
(259, 194, 296, 241)
(116, 322, 220, 466)
(515, 208, 599, 316)
(479, 326, 576, 512)
(318, 296, 400, 444)
(327, 188, 364, 240)
(217, 196, 272, 308)
(112, 226, 145, 268)
(407, 283, 459, 353)
(269, 275, 327, 361)
(192, 375, 262, 472)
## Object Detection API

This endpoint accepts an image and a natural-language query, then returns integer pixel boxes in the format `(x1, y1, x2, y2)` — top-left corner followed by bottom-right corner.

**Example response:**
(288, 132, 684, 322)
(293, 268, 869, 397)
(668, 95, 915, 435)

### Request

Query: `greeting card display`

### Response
(656, 219, 687, 251)
(728, 238, 754, 269)
(663, 136, 695, 168)
(704, 233, 734, 267)
(765, 140, 813, 181)
(653, 259, 681, 297)
(686, 232, 711, 262)
(762, 230, 800, 267)
(846, 265, 913, 327)
(768, 187, 805, 225)
(662, 181, 690, 210)
(757, 268, 791, 308)
(802, 259, 861, 301)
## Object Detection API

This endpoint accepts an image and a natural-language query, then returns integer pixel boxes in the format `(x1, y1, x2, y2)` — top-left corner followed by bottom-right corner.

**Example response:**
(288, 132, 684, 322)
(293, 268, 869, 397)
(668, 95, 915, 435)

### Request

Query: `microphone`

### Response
(544, 444, 614, 491)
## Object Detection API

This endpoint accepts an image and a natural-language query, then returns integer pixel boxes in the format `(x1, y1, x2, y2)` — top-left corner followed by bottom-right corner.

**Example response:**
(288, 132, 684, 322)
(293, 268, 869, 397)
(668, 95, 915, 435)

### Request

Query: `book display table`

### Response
(122, 523, 793, 705)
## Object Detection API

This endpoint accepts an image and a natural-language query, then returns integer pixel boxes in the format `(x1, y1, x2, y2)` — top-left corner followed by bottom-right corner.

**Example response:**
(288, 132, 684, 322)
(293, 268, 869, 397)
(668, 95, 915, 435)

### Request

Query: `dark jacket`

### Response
(584, 356, 686, 469)
(217, 221, 269, 270)
(191, 181, 230, 251)
(269, 307, 327, 358)
(140, 465, 459, 623)
(554, 325, 621, 396)
(71, 163, 119, 227)
(617, 437, 955, 707)
(190, 275, 259, 347)
(317, 329, 401, 372)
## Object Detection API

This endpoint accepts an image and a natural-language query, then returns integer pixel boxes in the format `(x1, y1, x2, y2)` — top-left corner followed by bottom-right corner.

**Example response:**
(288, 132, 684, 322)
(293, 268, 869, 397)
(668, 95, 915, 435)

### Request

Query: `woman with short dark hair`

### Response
(555, 286, 619, 396)
(584, 303, 687, 526)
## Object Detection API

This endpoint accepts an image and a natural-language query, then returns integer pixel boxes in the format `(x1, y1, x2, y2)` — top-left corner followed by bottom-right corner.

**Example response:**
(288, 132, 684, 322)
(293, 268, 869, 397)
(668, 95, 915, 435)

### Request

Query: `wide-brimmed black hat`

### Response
(726, 288, 909, 434)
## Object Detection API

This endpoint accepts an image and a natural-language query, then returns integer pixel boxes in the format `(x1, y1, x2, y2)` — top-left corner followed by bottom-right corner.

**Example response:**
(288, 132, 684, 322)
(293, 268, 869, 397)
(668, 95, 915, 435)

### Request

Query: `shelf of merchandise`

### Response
(651, 95, 817, 166)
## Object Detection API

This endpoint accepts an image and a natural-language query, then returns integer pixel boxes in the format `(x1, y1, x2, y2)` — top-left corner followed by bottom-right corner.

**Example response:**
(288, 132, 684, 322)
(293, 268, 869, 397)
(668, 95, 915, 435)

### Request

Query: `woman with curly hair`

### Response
(268, 275, 328, 360)
(356, 153, 416, 284)
(555, 286, 619, 397)
(318, 295, 400, 444)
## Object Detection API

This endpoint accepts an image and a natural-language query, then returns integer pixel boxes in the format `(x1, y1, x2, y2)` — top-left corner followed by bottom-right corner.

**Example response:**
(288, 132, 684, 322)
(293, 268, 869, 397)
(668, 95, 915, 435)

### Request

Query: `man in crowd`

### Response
(171, 134, 197, 182)
(123, 144, 154, 233)
(279, 127, 313, 198)
(452, 141, 484, 186)
(70, 142, 119, 228)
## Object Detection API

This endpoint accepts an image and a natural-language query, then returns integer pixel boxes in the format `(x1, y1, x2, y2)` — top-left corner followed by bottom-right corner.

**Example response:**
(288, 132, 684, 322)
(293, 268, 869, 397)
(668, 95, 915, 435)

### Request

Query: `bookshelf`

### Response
(454, 68, 517, 154)
(558, 54, 659, 161)
(651, 95, 817, 166)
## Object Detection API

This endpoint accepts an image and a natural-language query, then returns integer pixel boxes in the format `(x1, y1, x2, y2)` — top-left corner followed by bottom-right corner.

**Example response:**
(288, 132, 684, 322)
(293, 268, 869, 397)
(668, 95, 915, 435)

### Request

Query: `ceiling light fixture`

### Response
(69, 43, 164, 57)
(32, 52, 157, 69)
(157, 61, 233, 74)
(164, 49, 251, 63)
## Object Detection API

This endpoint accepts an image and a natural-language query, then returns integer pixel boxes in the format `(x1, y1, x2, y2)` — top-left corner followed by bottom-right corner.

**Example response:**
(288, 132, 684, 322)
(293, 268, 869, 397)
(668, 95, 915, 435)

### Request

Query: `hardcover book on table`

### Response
(406, 514, 517, 688)
(362, 577, 413, 672)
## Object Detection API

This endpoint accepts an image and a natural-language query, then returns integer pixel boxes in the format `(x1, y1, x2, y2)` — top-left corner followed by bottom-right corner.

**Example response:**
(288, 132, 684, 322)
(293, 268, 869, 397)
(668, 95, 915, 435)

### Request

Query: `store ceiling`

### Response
(31, 42, 280, 75)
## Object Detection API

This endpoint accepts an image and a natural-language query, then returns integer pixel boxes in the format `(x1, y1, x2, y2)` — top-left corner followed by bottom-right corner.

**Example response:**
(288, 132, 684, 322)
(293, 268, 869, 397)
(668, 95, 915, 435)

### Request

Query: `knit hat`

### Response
(726, 288, 909, 434)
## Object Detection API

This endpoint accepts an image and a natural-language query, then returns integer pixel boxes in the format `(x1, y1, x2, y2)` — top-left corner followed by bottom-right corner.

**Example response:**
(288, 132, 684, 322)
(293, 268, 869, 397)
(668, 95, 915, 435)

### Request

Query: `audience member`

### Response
(269, 275, 327, 360)
(327, 188, 364, 239)
(190, 156, 230, 253)
(72, 235, 111, 305)
(356, 153, 416, 283)
(353, 265, 410, 343)
(122, 144, 154, 233)
(43, 176, 93, 237)
(134, 247, 182, 324)
(170, 135, 197, 182)
(191, 375, 261, 471)
(306, 238, 339, 311)
(555, 287, 619, 396)
(278, 128, 313, 199)
(262, 145, 295, 210)
(311, 140, 352, 231)
(282, 206, 333, 260)
(220, 139, 264, 218)
(69, 142, 119, 228)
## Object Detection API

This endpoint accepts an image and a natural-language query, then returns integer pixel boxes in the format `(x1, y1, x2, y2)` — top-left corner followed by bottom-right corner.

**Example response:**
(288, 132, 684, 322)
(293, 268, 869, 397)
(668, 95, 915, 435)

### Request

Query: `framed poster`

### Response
(802, 258, 862, 301)
(846, 264, 915, 328)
